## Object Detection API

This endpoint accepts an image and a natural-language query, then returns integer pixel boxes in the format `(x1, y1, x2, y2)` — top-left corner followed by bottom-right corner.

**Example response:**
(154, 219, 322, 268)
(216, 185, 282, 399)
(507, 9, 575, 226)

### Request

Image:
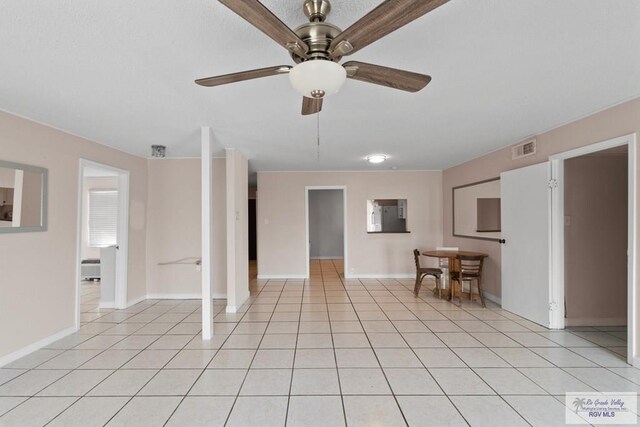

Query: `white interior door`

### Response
(501, 162, 552, 327)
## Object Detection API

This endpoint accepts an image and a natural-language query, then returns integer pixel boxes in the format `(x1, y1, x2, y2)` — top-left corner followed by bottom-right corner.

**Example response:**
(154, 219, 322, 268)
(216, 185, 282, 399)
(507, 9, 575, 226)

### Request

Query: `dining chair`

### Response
(413, 249, 443, 297)
(450, 254, 486, 307)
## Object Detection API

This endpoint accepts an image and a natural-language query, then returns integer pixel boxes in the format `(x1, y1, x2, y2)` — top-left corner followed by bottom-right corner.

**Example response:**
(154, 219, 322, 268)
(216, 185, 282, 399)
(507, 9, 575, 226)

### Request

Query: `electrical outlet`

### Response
(564, 216, 571, 226)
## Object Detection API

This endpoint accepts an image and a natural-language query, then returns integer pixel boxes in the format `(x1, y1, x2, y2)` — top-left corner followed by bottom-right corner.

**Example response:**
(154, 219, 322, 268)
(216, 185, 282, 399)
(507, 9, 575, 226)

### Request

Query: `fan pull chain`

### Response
(316, 111, 321, 161)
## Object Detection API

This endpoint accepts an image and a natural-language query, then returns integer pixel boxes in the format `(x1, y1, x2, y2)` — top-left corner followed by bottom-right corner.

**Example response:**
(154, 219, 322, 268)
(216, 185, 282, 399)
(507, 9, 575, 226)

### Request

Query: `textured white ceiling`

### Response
(1, 0, 639, 174)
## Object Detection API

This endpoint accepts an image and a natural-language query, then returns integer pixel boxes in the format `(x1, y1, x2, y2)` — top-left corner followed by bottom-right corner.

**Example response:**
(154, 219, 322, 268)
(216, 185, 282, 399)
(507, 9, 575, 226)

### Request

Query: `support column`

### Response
(201, 127, 214, 339)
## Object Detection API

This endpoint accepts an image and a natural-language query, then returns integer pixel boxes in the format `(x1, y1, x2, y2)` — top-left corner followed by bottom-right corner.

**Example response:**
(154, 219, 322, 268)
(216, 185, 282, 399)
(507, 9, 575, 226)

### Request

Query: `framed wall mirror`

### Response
(0, 160, 48, 233)
(367, 199, 409, 233)
(453, 178, 501, 242)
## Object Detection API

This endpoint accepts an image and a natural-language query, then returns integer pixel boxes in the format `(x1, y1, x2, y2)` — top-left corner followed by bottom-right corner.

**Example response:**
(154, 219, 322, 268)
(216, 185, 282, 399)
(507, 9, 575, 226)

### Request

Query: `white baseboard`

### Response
(565, 317, 627, 327)
(310, 256, 344, 260)
(483, 292, 502, 305)
(146, 293, 200, 300)
(99, 301, 115, 309)
(257, 274, 307, 280)
(344, 273, 415, 279)
(146, 293, 227, 300)
(0, 326, 76, 368)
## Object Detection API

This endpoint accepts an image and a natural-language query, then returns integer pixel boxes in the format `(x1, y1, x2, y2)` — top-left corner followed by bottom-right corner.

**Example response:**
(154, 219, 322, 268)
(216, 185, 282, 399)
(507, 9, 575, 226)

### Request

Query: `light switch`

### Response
(564, 216, 571, 226)
(264, 219, 269, 225)
(236, 210, 240, 220)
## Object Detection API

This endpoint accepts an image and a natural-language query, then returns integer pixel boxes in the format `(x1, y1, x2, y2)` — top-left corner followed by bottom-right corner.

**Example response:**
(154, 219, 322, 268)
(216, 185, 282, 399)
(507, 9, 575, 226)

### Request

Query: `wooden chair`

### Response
(450, 255, 486, 307)
(413, 249, 443, 297)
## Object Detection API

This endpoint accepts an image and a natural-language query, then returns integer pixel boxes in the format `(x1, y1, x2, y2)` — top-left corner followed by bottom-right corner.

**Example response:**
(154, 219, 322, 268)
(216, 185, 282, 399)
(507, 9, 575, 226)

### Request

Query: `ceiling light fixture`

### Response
(367, 154, 387, 164)
(289, 60, 347, 99)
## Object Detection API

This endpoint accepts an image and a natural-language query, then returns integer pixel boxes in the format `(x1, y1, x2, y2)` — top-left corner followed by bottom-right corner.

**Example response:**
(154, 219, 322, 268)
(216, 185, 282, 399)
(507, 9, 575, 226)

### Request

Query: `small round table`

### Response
(422, 250, 488, 300)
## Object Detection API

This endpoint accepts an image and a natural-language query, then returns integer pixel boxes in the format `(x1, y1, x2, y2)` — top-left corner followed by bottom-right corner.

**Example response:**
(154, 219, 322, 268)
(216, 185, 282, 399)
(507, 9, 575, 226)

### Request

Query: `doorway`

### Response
(75, 159, 130, 330)
(563, 146, 628, 328)
(500, 133, 636, 364)
(248, 197, 257, 281)
(305, 186, 347, 278)
(550, 134, 637, 364)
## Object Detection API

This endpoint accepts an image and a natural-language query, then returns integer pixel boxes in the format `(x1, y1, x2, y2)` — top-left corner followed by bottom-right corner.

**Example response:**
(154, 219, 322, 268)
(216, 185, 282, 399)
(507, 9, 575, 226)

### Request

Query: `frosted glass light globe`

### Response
(289, 60, 347, 98)
(367, 154, 387, 164)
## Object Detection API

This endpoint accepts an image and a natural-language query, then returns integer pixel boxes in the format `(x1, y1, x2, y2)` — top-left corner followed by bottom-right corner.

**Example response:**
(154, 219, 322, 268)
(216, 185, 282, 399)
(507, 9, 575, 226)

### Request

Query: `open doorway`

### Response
(305, 186, 347, 279)
(75, 159, 130, 329)
(248, 187, 257, 281)
(550, 133, 636, 364)
(564, 145, 628, 329)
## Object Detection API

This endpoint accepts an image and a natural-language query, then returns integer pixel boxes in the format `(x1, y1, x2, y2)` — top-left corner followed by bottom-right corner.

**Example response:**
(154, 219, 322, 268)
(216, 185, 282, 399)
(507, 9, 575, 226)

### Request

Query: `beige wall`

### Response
(443, 98, 640, 302)
(226, 150, 249, 309)
(212, 158, 228, 297)
(146, 160, 201, 296)
(257, 171, 443, 277)
(0, 111, 148, 361)
(565, 154, 628, 326)
(145, 158, 227, 297)
(81, 176, 117, 260)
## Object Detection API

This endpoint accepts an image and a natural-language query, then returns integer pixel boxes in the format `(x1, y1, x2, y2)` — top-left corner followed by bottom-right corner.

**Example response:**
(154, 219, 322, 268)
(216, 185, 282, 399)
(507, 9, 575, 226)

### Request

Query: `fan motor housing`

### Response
(291, 22, 342, 63)
(291, 0, 342, 63)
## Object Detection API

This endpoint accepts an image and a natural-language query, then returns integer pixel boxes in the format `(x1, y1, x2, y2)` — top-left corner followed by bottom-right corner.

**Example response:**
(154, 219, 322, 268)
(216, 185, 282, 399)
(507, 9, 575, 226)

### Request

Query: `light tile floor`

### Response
(0, 259, 636, 426)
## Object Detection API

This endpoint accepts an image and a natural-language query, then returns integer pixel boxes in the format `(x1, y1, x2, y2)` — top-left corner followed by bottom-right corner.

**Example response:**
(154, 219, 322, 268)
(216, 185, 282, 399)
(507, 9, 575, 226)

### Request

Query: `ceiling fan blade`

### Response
(218, 0, 309, 58)
(195, 65, 291, 87)
(302, 97, 323, 115)
(329, 0, 449, 57)
(343, 61, 431, 92)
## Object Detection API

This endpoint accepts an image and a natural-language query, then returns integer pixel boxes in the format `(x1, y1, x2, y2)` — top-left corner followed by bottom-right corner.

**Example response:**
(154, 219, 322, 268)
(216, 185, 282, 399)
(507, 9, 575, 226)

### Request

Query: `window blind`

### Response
(89, 189, 118, 247)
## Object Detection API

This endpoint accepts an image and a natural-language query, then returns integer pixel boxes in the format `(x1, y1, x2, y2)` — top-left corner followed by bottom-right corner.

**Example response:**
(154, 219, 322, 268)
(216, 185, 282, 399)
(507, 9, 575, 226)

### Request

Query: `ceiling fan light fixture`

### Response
(367, 154, 387, 164)
(289, 60, 346, 98)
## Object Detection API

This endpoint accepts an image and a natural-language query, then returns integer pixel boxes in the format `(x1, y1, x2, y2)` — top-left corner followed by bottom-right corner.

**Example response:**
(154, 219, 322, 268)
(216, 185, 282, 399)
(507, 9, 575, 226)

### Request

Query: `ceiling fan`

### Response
(196, 0, 449, 115)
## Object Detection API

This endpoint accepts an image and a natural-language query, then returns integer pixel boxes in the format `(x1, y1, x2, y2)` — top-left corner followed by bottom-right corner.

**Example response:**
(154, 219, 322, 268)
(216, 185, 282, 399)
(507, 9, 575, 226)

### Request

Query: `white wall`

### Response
(81, 176, 117, 260)
(309, 189, 344, 259)
(257, 171, 443, 278)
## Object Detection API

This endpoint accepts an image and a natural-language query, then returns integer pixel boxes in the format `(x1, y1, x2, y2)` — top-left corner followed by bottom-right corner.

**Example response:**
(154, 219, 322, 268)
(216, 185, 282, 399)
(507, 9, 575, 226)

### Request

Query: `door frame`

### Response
(305, 186, 348, 279)
(549, 133, 637, 364)
(75, 159, 130, 330)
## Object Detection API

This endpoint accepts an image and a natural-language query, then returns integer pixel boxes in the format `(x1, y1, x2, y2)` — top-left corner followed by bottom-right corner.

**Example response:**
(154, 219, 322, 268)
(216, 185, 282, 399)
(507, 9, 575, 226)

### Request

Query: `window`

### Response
(89, 189, 118, 247)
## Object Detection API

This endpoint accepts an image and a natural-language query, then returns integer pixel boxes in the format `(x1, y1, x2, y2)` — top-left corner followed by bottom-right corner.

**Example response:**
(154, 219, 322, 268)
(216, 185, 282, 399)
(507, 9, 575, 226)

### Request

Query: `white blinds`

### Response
(89, 190, 118, 247)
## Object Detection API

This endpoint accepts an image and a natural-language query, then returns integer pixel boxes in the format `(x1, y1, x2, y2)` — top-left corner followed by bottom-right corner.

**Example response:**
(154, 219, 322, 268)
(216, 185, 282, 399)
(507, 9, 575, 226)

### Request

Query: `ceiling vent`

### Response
(151, 145, 166, 158)
(512, 139, 536, 160)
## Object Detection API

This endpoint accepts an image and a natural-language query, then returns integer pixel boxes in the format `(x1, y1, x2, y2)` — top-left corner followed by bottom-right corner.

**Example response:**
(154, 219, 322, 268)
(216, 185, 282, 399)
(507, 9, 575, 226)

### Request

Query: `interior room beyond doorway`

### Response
(564, 145, 629, 327)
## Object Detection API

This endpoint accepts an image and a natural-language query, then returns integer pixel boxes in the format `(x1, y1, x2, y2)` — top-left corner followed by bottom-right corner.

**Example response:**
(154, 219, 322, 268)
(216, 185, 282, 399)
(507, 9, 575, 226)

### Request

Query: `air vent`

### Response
(512, 139, 536, 160)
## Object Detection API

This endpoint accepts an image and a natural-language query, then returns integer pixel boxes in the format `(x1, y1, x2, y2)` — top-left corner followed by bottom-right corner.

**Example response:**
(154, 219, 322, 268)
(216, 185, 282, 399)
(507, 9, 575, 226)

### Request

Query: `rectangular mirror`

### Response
(453, 178, 501, 242)
(367, 199, 409, 233)
(0, 160, 48, 233)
